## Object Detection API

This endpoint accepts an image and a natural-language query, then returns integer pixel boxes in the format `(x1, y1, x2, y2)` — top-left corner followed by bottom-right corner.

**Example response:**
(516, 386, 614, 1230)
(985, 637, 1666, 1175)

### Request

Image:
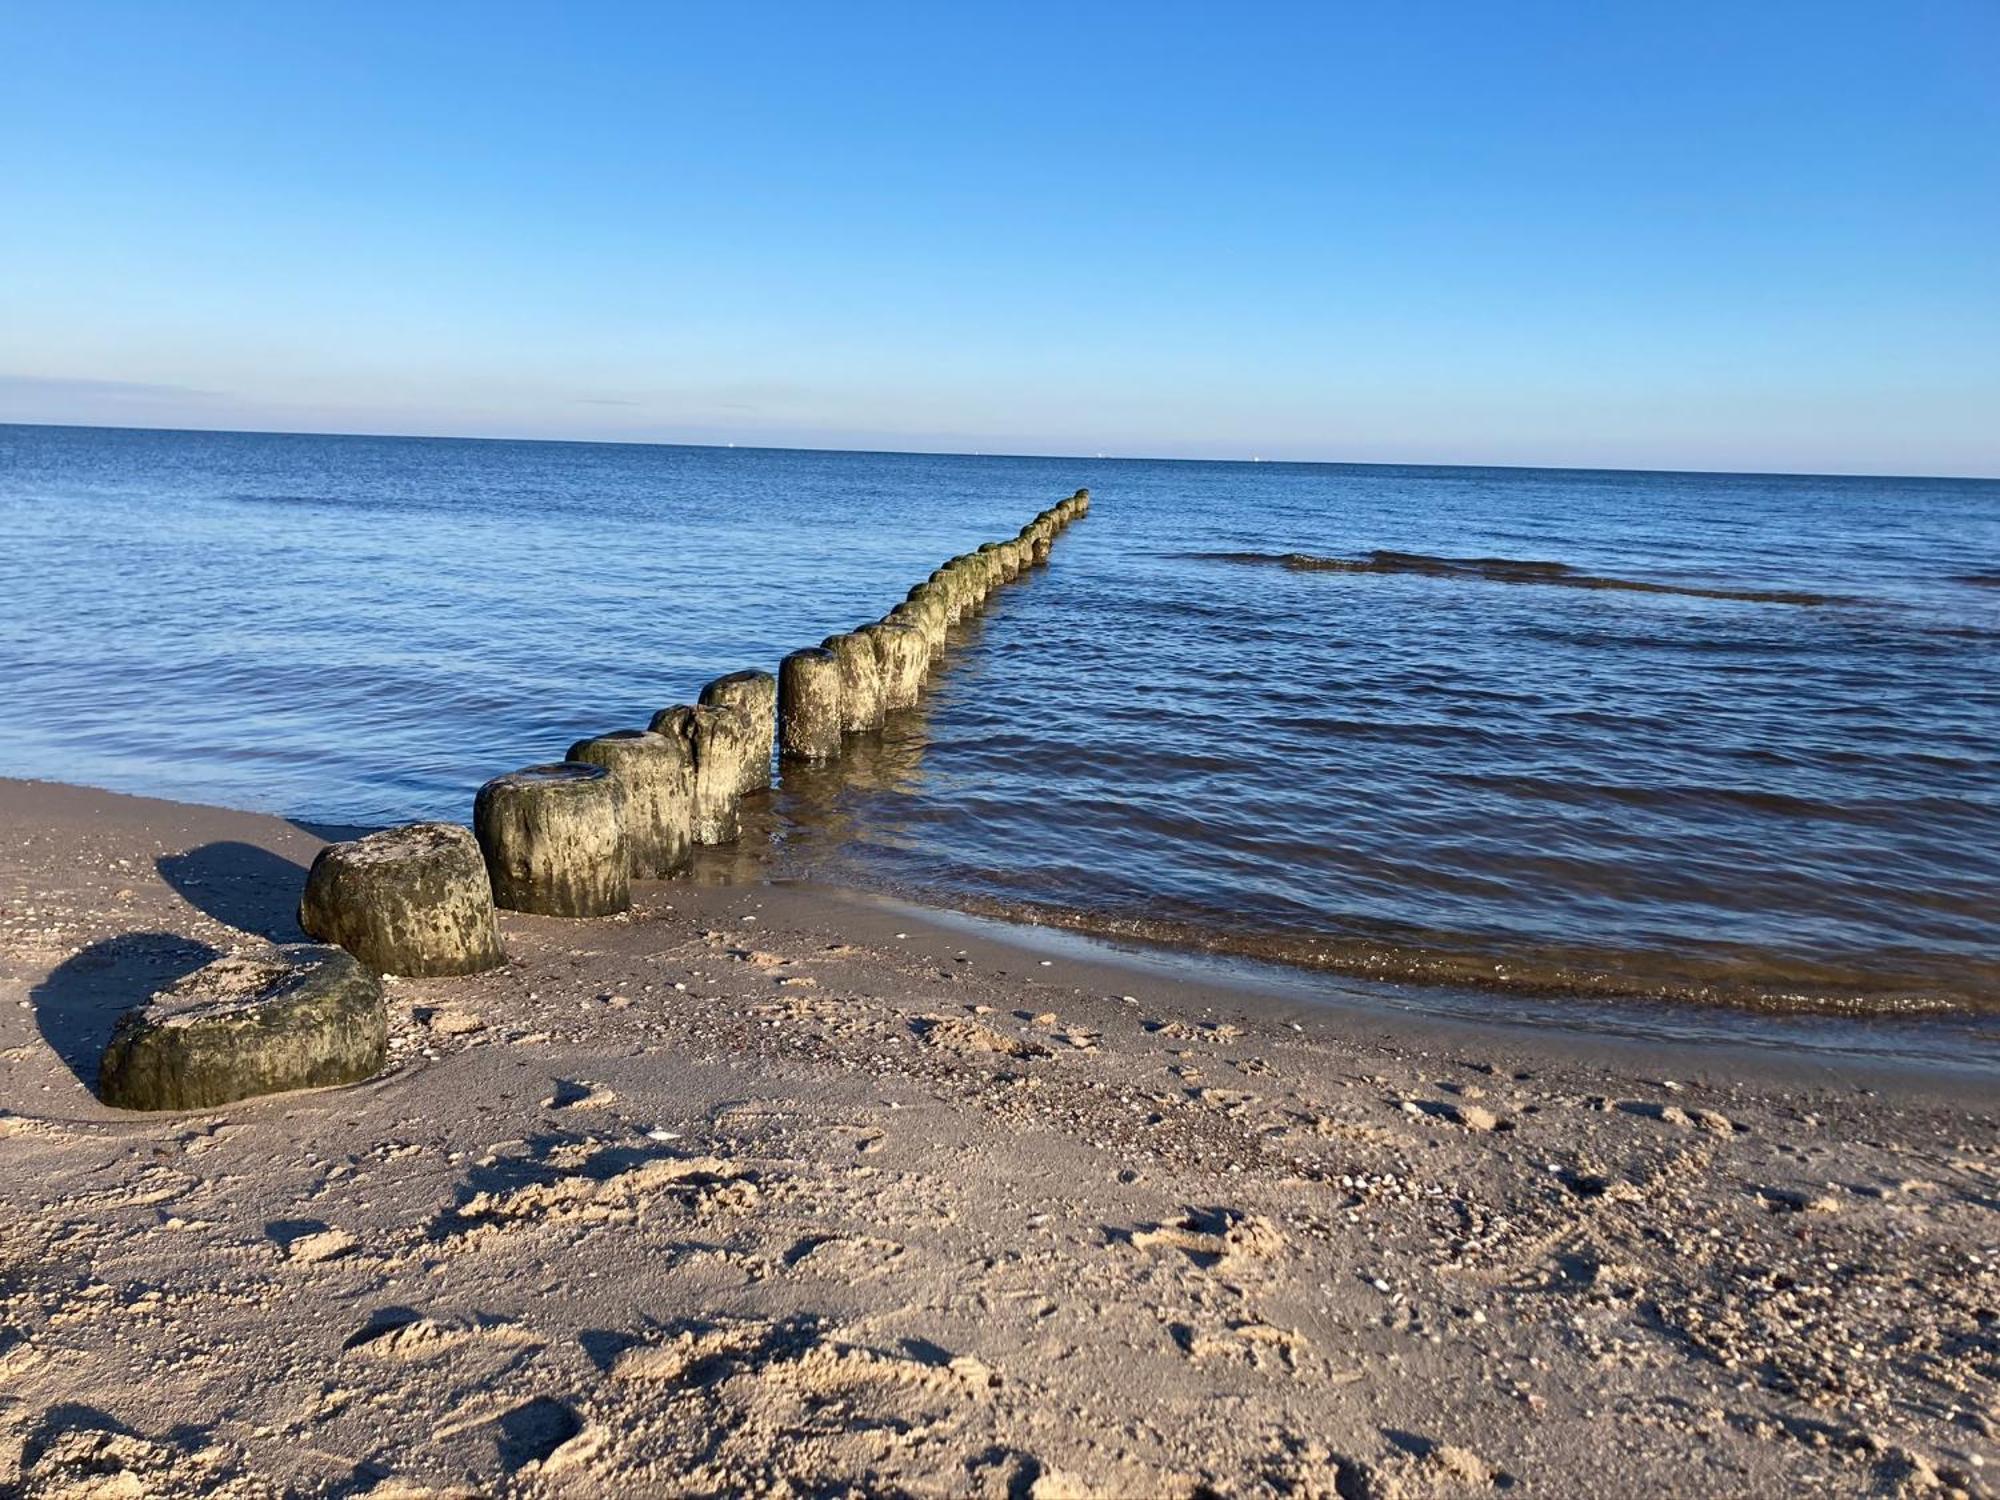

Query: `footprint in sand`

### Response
(1130, 1207, 1286, 1270)
(343, 1310, 539, 1360)
(438, 1149, 761, 1240)
(265, 1219, 359, 1264)
(1170, 1317, 1316, 1375)
(781, 1231, 907, 1279)
(609, 1314, 1000, 1399)
(541, 1079, 617, 1110)
(911, 1014, 1051, 1060)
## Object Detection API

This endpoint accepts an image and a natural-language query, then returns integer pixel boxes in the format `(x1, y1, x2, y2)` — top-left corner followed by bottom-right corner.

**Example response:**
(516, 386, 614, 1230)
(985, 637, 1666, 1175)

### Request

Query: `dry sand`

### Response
(0, 778, 1994, 1498)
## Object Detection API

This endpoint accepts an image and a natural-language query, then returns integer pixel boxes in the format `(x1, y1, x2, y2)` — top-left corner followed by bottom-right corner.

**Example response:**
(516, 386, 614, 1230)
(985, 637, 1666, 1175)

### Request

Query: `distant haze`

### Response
(2, 2, 1995, 477)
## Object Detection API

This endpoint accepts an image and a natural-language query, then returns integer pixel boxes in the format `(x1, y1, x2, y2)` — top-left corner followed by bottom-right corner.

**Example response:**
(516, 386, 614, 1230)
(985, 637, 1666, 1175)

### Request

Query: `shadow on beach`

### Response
(30, 933, 221, 1092)
(156, 840, 313, 943)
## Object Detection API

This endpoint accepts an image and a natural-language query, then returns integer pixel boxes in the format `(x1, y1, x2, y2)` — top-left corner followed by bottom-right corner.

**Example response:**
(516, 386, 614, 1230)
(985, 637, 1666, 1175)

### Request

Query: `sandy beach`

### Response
(1, 776, 1994, 1498)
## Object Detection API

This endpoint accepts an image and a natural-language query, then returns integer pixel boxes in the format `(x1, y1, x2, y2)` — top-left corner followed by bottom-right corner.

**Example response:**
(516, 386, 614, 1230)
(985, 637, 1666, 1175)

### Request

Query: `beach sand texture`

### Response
(0, 778, 1994, 1497)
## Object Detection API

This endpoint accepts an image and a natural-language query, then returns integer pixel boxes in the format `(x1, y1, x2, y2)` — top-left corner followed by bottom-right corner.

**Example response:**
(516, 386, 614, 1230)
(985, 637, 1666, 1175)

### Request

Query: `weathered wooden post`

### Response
(779, 646, 844, 760)
(566, 728, 694, 878)
(821, 631, 884, 732)
(298, 822, 504, 976)
(869, 619, 931, 708)
(648, 704, 752, 844)
(1019, 521, 1052, 566)
(946, 556, 988, 615)
(893, 590, 949, 652)
(697, 670, 777, 794)
(473, 762, 630, 917)
(936, 562, 977, 621)
(99, 945, 388, 1110)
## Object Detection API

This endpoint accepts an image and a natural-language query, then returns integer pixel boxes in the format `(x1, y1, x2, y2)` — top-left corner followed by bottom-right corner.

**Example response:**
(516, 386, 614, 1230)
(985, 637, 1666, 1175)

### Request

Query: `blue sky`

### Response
(2, 1, 1995, 474)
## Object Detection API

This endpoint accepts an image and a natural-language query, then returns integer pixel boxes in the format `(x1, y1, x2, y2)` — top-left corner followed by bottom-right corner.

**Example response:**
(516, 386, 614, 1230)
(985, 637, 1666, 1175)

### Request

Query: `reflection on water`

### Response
(695, 705, 940, 886)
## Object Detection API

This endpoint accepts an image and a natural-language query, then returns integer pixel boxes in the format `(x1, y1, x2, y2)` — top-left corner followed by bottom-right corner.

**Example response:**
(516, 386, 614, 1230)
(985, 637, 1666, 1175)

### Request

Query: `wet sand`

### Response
(1, 778, 1994, 1497)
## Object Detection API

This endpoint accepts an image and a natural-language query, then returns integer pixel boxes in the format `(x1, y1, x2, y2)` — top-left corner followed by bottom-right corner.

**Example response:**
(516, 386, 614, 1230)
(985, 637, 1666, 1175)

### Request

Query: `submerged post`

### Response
(891, 591, 948, 652)
(697, 670, 777, 794)
(566, 728, 695, 878)
(778, 647, 844, 760)
(649, 704, 752, 845)
(859, 620, 927, 709)
(822, 631, 885, 732)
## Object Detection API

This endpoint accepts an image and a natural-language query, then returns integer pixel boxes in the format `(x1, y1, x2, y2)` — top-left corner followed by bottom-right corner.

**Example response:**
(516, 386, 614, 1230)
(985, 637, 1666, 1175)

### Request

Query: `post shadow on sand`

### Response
(155, 841, 313, 943)
(30, 932, 220, 1092)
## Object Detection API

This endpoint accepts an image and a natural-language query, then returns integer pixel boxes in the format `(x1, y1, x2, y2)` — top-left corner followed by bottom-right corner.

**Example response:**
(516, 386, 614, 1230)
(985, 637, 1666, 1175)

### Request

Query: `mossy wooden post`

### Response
(1073, 487, 1091, 516)
(961, 552, 991, 606)
(698, 670, 777, 794)
(566, 729, 694, 878)
(649, 705, 750, 845)
(893, 590, 948, 652)
(902, 580, 945, 635)
(916, 591, 951, 648)
(976, 542, 1008, 590)
(473, 762, 630, 917)
(821, 631, 884, 732)
(779, 647, 844, 760)
(936, 562, 976, 622)
(1020, 521, 1053, 566)
(860, 620, 927, 709)
(99, 946, 387, 1111)
(298, 822, 503, 977)
(945, 556, 986, 616)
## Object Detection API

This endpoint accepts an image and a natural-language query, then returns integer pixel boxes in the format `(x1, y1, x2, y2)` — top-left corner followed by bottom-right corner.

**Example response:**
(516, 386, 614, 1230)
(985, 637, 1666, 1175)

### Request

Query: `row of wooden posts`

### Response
(296, 490, 1091, 979)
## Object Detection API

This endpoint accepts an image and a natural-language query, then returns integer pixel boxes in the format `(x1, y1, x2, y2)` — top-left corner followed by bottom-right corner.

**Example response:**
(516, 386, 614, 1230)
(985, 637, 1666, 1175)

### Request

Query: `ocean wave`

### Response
(1175, 550, 1841, 606)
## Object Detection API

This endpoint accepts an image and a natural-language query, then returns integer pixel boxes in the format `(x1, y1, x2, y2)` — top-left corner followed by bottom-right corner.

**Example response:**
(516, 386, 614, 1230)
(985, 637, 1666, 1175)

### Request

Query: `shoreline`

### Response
(2, 776, 1995, 1494)
(12, 772, 1995, 1085)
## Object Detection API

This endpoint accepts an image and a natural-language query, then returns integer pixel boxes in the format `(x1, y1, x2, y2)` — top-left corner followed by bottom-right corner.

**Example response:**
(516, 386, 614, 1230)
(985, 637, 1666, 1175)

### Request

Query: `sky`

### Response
(2, 1, 1996, 475)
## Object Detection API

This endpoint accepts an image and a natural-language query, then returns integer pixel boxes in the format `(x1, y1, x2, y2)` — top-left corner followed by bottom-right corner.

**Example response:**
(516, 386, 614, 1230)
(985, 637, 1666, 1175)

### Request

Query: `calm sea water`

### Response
(3, 424, 1996, 1022)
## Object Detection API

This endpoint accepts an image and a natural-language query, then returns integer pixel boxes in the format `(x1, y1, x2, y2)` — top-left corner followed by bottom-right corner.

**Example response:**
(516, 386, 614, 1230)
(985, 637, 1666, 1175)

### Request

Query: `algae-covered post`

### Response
(566, 729, 694, 878)
(473, 762, 630, 917)
(697, 670, 777, 794)
(945, 556, 987, 616)
(778, 647, 844, 761)
(99, 945, 388, 1111)
(859, 620, 927, 709)
(887, 593, 945, 653)
(822, 631, 885, 733)
(649, 704, 754, 845)
(298, 822, 504, 977)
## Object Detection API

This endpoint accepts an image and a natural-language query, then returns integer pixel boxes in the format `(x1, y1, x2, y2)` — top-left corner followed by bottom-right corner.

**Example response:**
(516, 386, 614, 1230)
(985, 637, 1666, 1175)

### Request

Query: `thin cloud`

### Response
(0, 374, 221, 401)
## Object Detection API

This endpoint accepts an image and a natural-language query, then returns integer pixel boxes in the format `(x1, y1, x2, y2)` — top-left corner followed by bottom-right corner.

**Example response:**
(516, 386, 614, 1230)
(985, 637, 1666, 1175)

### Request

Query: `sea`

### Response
(3, 423, 1995, 1052)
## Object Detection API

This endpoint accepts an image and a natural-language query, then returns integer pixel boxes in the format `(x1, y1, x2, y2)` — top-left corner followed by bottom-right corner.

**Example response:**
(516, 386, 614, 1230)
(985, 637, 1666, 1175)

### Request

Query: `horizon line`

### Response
(2, 417, 1994, 486)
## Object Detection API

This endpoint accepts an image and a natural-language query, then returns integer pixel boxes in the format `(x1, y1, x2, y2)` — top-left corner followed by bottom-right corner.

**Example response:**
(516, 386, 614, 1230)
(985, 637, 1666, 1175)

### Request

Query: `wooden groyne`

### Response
(298, 489, 1092, 974)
